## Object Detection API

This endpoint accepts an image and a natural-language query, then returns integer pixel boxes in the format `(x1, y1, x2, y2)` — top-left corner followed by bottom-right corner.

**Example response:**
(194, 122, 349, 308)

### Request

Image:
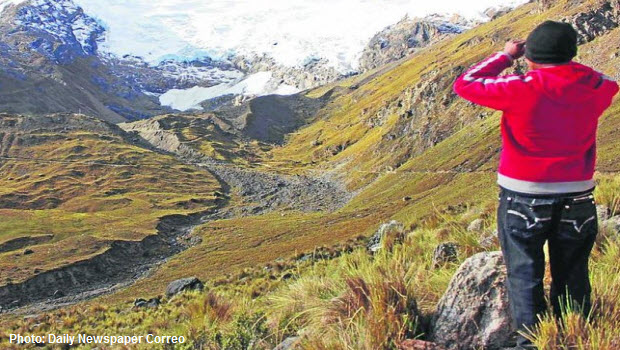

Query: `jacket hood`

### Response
(531, 62, 608, 103)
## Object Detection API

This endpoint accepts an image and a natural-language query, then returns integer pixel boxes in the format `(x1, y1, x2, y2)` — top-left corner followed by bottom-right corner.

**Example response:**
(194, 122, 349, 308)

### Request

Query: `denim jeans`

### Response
(497, 186, 598, 349)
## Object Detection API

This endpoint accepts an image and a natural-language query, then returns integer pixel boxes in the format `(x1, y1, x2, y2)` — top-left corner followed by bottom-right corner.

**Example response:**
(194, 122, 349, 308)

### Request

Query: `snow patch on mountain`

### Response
(0, 0, 23, 14)
(69, 0, 529, 73)
(159, 71, 299, 111)
(12, 0, 105, 59)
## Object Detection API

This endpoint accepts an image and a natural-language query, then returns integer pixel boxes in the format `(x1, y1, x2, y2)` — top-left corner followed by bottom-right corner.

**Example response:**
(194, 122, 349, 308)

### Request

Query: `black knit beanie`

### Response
(525, 21, 578, 64)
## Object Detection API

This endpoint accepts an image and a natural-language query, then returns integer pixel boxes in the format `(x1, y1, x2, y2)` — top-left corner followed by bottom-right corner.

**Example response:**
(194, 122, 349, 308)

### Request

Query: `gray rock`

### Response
(479, 230, 499, 250)
(358, 14, 471, 72)
(367, 220, 404, 252)
(134, 297, 160, 308)
(602, 215, 620, 235)
(432, 242, 459, 268)
(430, 251, 513, 350)
(399, 339, 446, 350)
(563, 2, 620, 44)
(538, 0, 554, 12)
(467, 218, 484, 232)
(273, 336, 300, 350)
(146, 297, 161, 308)
(597, 205, 610, 222)
(483, 6, 511, 20)
(165, 277, 204, 298)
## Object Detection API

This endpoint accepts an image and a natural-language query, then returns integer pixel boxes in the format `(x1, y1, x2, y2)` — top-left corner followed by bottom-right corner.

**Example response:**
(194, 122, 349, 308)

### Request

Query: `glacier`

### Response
(159, 71, 299, 111)
(67, 0, 527, 73)
(0, 0, 529, 112)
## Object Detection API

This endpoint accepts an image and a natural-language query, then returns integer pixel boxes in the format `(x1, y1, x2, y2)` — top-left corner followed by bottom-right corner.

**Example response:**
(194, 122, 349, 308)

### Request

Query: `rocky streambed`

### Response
(1, 136, 352, 315)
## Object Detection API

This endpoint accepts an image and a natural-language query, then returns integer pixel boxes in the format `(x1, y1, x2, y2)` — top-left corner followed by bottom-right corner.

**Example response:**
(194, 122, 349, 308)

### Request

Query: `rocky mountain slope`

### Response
(358, 14, 472, 72)
(265, 0, 620, 192)
(0, 0, 242, 121)
(0, 0, 530, 119)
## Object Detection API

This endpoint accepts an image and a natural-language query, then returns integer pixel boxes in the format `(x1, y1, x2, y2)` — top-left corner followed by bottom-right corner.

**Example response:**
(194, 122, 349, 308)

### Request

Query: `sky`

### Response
(66, 0, 529, 72)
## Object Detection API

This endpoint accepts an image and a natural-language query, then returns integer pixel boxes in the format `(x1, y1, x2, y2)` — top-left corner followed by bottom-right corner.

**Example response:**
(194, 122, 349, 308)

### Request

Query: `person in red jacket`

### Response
(454, 21, 618, 349)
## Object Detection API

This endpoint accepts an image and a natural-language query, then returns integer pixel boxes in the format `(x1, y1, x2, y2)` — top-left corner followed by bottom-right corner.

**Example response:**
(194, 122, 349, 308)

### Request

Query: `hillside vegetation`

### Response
(0, 114, 221, 290)
(1, 0, 620, 349)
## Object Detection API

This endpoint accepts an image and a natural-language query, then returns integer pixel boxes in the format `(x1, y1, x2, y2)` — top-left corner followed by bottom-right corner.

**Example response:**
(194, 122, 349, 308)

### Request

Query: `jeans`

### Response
(497, 186, 598, 348)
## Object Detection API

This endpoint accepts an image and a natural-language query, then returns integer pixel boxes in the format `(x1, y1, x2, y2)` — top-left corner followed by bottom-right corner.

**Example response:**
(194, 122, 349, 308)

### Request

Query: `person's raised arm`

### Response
(454, 40, 531, 111)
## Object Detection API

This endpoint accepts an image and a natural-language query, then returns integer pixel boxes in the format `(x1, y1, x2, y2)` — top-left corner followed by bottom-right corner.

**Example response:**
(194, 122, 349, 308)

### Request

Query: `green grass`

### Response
(0, 115, 221, 285)
(5, 172, 617, 349)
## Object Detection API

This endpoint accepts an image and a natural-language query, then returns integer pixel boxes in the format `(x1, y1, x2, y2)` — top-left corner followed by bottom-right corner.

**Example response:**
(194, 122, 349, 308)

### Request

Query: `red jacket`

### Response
(454, 52, 618, 191)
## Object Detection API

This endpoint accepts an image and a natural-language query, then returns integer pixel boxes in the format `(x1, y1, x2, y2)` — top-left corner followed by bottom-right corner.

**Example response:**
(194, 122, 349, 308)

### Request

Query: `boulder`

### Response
(367, 220, 404, 252)
(273, 336, 300, 350)
(596, 205, 610, 222)
(483, 6, 511, 20)
(399, 339, 446, 350)
(479, 230, 499, 250)
(134, 297, 162, 309)
(467, 219, 484, 232)
(432, 242, 459, 268)
(165, 277, 204, 298)
(537, 0, 553, 12)
(430, 251, 513, 350)
(601, 215, 620, 235)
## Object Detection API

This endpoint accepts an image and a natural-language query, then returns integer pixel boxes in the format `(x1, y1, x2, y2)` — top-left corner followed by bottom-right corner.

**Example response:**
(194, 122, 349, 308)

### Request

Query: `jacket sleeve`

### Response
(453, 52, 532, 111)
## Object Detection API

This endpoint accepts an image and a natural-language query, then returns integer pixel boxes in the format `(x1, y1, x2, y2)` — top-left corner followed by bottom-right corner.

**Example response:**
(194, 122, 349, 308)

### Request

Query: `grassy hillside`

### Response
(267, 0, 619, 189)
(99, 0, 620, 301)
(0, 114, 221, 286)
(2, 0, 620, 349)
(119, 113, 270, 166)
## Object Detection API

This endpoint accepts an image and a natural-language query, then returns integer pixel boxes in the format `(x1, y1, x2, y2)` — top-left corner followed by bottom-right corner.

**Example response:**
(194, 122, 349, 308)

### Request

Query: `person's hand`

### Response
(504, 39, 526, 60)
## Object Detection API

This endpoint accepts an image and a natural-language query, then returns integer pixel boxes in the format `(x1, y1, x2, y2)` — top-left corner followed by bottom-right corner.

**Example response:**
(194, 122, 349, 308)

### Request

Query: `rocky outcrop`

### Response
(467, 218, 485, 232)
(367, 220, 405, 252)
(359, 16, 466, 72)
(273, 336, 300, 350)
(432, 242, 459, 268)
(0, 0, 155, 121)
(597, 204, 610, 221)
(430, 251, 513, 350)
(165, 277, 204, 297)
(119, 117, 207, 161)
(232, 54, 344, 91)
(479, 230, 500, 250)
(483, 6, 512, 20)
(134, 297, 161, 309)
(601, 215, 620, 237)
(399, 339, 446, 350)
(0, 235, 54, 254)
(563, 1, 620, 44)
(537, 0, 555, 13)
